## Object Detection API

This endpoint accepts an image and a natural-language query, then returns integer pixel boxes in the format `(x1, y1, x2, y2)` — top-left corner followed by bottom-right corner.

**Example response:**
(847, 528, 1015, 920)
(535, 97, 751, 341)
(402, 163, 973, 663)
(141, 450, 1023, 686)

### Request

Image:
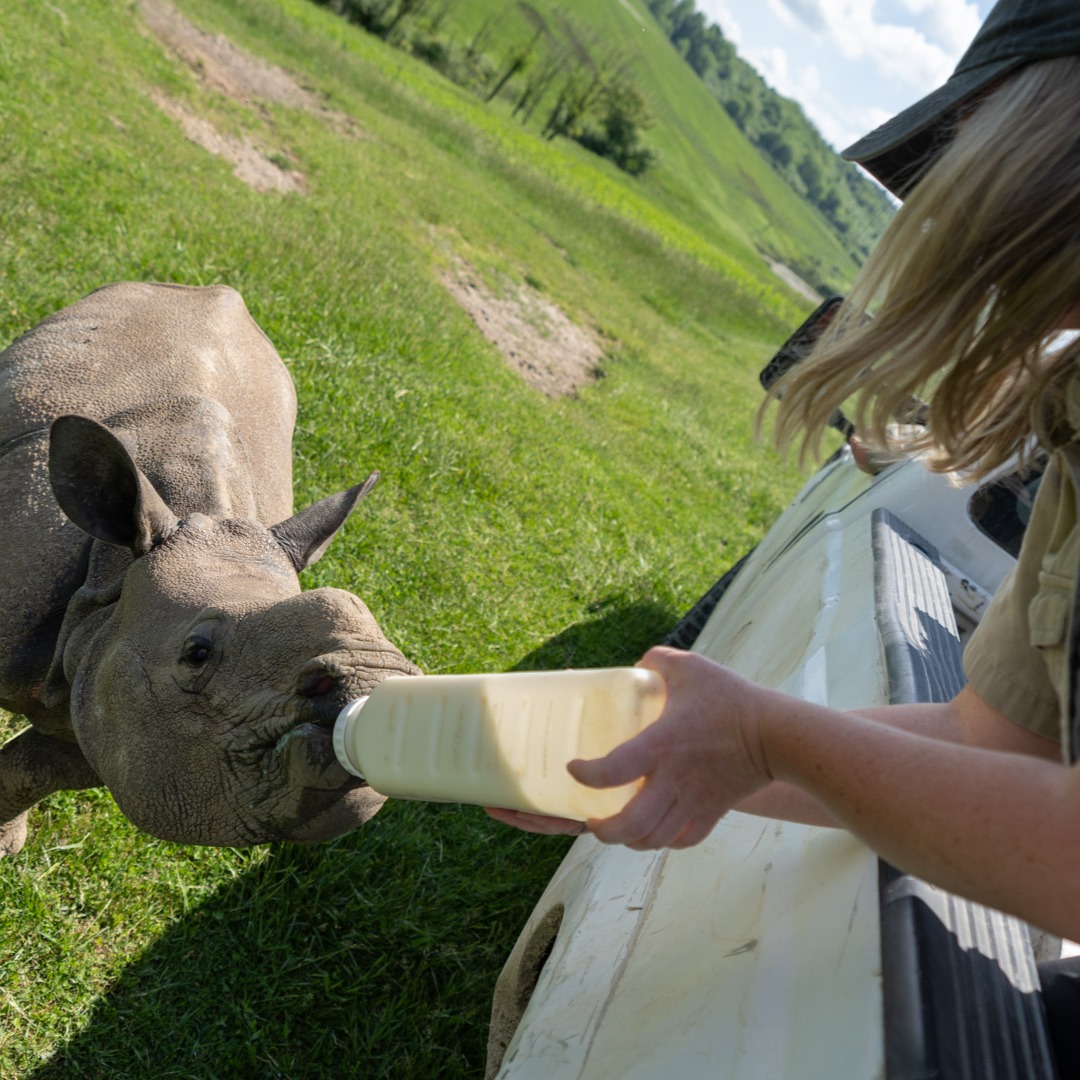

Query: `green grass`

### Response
(0, 0, 819, 1075)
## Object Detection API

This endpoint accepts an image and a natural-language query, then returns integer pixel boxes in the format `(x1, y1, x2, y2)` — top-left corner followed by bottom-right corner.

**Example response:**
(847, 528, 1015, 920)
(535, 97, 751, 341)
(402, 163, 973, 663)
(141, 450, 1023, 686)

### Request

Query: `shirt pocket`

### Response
(1029, 569, 1071, 649)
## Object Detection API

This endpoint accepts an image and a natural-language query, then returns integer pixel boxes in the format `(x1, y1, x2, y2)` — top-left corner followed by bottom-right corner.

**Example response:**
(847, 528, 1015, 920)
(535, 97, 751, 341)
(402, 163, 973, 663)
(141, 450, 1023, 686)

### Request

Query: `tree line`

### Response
(312, 0, 657, 176)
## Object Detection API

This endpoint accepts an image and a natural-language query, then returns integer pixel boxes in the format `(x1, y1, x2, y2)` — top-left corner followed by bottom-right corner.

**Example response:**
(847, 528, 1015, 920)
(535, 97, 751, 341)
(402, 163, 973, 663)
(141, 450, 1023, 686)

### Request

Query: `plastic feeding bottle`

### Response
(333, 667, 666, 820)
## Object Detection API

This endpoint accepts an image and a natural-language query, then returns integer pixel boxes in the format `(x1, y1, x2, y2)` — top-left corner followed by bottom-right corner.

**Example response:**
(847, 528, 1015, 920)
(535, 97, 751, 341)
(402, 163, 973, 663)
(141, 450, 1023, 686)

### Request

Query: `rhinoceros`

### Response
(0, 281, 419, 855)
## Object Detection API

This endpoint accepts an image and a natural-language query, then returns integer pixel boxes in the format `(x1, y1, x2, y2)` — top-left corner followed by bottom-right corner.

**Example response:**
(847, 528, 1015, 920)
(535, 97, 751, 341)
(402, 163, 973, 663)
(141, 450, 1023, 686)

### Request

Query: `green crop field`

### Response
(0, 1, 873, 1076)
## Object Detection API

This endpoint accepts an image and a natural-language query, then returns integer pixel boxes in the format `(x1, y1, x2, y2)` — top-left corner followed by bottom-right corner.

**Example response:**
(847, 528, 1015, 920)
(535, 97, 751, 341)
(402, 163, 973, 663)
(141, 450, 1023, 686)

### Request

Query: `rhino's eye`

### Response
(173, 614, 228, 692)
(181, 635, 214, 668)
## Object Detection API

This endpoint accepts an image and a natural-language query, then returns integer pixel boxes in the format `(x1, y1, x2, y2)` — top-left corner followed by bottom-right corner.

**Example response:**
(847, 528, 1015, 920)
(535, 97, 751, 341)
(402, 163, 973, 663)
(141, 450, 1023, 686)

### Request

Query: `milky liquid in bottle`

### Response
(332, 667, 666, 820)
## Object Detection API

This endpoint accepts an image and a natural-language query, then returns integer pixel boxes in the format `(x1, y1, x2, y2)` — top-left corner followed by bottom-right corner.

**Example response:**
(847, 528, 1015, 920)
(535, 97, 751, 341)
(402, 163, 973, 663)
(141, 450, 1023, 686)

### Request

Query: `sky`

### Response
(698, 0, 997, 153)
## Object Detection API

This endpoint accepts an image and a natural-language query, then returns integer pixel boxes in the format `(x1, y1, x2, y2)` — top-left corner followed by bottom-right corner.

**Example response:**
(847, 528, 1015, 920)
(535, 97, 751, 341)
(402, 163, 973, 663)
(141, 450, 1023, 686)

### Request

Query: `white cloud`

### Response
(695, 0, 993, 152)
(746, 45, 790, 91)
(838, 18, 954, 88)
(746, 46, 907, 150)
(794, 1, 953, 86)
(897, 0, 982, 53)
(772, 0, 828, 33)
(744, 46, 812, 113)
(858, 104, 898, 135)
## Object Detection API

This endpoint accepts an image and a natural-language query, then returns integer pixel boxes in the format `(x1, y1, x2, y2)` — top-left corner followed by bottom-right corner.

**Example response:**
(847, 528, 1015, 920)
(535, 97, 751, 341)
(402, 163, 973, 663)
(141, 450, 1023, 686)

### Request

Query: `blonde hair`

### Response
(768, 55, 1080, 478)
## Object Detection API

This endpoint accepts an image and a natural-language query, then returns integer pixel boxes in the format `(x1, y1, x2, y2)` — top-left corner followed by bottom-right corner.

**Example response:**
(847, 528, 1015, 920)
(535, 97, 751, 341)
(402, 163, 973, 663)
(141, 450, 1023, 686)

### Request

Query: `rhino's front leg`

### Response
(0, 727, 101, 856)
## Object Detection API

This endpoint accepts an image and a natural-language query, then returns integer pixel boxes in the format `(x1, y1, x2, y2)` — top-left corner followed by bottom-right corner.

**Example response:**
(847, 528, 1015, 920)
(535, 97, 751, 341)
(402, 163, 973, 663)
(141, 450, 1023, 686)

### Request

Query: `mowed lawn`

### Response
(0, 1, 829, 1076)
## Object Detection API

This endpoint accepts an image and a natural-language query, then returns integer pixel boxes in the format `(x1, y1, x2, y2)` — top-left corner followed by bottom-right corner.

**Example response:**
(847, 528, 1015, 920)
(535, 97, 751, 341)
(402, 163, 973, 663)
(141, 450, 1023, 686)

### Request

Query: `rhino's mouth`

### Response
(259, 673, 366, 792)
(278, 702, 365, 792)
(292, 731, 365, 791)
(258, 655, 418, 793)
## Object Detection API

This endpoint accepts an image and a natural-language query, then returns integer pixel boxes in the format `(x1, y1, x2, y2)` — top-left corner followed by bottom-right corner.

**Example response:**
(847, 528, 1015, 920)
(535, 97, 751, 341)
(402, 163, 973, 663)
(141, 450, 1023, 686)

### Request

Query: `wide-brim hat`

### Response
(842, 0, 1080, 197)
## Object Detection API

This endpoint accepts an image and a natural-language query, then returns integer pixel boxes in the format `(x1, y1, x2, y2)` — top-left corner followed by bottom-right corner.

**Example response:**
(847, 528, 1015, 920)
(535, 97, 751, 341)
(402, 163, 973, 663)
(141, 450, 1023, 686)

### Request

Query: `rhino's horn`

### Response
(271, 471, 380, 572)
(49, 415, 180, 556)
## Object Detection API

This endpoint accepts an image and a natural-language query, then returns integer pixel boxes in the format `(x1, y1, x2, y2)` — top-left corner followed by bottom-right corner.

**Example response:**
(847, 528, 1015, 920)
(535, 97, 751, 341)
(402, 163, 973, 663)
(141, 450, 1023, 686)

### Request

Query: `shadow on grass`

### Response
(27, 802, 571, 1080)
(27, 599, 676, 1080)
(509, 597, 679, 671)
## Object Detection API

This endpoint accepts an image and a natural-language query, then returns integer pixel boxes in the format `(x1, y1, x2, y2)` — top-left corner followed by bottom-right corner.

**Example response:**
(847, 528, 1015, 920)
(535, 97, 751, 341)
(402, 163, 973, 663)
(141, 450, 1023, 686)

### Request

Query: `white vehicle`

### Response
(486, 306, 1055, 1080)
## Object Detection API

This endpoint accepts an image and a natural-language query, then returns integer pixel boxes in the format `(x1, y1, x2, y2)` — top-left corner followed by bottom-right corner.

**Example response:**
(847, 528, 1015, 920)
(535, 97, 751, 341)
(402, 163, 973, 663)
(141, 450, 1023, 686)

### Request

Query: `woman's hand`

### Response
(569, 647, 776, 849)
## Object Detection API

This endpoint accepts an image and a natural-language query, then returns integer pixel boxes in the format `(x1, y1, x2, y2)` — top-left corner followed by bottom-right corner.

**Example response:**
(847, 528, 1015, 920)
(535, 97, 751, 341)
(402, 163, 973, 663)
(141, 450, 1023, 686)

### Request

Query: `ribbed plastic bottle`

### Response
(333, 667, 666, 820)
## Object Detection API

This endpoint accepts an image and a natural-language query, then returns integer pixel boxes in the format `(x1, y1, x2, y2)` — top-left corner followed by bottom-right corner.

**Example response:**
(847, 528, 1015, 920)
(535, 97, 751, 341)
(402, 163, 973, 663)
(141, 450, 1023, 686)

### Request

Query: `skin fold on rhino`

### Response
(0, 282, 419, 855)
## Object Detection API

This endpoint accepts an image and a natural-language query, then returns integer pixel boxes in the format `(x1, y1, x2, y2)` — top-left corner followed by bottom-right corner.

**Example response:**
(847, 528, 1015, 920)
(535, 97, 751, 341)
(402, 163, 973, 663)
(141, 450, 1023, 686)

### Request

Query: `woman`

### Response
(489, 0, 1080, 1070)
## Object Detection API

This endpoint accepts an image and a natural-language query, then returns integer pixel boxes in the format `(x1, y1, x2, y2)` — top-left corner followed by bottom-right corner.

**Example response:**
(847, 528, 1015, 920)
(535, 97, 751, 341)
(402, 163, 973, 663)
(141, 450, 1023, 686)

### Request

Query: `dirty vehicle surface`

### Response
(487, 331, 1057, 1077)
(0, 282, 417, 856)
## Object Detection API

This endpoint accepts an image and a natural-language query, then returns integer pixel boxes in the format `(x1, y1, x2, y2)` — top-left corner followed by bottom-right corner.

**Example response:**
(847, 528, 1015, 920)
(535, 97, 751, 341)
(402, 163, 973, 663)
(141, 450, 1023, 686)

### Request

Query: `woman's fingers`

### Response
(625, 799, 695, 851)
(669, 816, 718, 849)
(588, 783, 677, 846)
(567, 736, 655, 791)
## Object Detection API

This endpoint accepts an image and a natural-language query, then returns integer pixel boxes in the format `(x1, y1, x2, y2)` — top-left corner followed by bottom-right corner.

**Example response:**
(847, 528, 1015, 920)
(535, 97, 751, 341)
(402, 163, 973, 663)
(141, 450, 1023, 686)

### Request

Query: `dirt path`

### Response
(139, 0, 612, 397)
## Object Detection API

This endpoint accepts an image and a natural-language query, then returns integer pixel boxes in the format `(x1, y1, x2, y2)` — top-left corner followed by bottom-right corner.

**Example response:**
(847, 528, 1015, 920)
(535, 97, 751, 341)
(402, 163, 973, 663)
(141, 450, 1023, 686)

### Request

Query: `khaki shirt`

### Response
(964, 447, 1080, 757)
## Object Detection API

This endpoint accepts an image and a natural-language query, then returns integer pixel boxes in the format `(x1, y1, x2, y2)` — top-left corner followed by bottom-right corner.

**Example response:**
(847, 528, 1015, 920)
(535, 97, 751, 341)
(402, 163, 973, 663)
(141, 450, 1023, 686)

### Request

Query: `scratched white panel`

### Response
(498, 492, 889, 1079)
(498, 820, 882, 1080)
(695, 513, 888, 712)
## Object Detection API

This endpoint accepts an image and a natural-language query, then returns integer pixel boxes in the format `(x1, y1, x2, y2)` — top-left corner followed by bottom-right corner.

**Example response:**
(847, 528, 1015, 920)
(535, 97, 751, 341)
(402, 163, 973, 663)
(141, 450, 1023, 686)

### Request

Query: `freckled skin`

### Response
(0, 283, 418, 855)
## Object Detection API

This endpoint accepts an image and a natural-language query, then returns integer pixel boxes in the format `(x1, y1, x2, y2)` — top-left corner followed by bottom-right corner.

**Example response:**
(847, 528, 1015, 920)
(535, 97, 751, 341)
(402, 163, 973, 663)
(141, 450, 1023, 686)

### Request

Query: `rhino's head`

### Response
(47, 415, 419, 846)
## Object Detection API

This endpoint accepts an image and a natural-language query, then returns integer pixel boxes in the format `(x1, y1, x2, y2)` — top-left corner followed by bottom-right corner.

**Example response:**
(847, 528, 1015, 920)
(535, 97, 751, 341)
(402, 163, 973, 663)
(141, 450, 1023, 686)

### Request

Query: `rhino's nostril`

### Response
(299, 672, 339, 698)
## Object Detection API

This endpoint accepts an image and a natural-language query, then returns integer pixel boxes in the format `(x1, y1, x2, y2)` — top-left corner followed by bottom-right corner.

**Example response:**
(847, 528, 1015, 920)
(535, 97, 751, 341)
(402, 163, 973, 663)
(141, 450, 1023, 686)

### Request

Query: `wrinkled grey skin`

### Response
(0, 282, 418, 855)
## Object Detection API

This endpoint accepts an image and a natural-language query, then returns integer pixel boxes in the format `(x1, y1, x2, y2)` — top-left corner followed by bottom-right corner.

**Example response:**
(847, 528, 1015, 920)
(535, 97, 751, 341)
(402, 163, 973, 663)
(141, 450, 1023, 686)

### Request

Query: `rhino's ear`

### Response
(271, 472, 380, 572)
(49, 415, 180, 557)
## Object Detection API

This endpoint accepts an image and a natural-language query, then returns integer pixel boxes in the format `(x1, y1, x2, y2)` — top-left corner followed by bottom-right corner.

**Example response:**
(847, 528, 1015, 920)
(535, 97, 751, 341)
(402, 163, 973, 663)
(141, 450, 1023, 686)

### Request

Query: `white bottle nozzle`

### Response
(333, 696, 369, 779)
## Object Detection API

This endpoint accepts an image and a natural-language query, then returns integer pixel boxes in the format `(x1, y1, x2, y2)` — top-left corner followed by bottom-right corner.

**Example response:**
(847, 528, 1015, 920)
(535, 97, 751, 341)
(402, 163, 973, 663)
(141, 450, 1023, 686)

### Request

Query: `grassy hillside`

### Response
(0, 1, 828, 1076)
(360, 0, 874, 294)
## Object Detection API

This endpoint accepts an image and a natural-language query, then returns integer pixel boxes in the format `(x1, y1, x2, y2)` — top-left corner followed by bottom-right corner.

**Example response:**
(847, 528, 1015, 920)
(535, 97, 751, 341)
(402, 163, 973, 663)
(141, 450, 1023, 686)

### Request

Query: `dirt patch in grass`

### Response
(139, 0, 604, 396)
(139, 0, 362, 193)
(442, 263, 607, 398)
(147, 88, 307, 194)
(140, 0, 325, 111)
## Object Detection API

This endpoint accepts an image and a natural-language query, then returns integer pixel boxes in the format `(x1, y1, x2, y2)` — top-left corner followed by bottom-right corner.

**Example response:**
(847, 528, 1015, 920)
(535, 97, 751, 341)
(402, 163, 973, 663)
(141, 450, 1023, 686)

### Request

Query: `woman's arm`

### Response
(573, 647, 1080, 940)
(763, 694, 1079, 938)
(734, 682, 1060, 825)
(485, 666, 1060, 832)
